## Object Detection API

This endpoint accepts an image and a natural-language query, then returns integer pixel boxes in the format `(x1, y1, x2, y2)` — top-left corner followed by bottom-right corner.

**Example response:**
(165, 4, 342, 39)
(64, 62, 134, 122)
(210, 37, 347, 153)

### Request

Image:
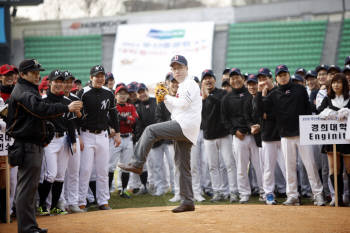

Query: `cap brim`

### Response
(276, 70, 289, 75)
(90, 71, 105, 76)
(170, 61, 186, 67)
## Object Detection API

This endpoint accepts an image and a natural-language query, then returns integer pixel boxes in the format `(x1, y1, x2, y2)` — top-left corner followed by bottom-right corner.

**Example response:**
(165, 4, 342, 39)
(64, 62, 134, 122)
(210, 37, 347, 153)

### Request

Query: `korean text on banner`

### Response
(299, 115, 350, 145)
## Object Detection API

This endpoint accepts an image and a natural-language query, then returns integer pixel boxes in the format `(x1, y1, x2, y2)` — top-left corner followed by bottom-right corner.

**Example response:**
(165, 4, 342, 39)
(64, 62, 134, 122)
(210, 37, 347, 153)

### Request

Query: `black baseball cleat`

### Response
(30, 227, 48, 233)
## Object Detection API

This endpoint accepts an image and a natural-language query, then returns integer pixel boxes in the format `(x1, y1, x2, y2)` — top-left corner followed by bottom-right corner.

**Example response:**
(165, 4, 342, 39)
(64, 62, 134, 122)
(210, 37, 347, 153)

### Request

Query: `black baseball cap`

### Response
(343, 65, 350, 73)
(345, 56, 350, 66)
(247, 74, 258, 84)
(137, 83, 147, 92)
(295, 68, 307, 76)
(275, 64, 289, 76)
(19, 59, 45, 73)
(170, 55, 188, 67)
(222, 68, 231, 75)
(127, 82, 138, 93)
(304, 70, 317, 80)
(315, 64, 328, 73)
(291, 74, 304, 82)
(62, 71, 74, 81)
(165, 72, 175, 82)
(74, 79, 82, 84)
(257, 67, 272, 77)
(327, 65, 341, 74)
(201, 69, 215, 80)
(90, 65, 105, 76)
(105, 72, 114, 81)
(229, 68, 241, 76)
(48, 70, 64, 81)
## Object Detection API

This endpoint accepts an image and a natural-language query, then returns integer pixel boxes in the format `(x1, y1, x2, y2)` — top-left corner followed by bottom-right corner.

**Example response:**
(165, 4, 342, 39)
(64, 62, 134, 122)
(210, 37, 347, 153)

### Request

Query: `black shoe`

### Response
(275, 192, 287, 198)
(132, 188, 140, 194)
(86, 200, 97, 208)
(172, 204, 195, 213)
(30, 227, 48, 233)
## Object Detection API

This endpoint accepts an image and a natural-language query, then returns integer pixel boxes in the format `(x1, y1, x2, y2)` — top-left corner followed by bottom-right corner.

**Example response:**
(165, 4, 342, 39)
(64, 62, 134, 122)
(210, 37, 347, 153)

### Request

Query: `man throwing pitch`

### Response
(120, 55, 202, 213)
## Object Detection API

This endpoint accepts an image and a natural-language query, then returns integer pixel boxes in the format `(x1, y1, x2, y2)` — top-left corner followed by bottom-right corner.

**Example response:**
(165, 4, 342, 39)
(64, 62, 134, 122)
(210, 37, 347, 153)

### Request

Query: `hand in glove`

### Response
(155, 82, 169, 103)
(319, 108, 337, 120)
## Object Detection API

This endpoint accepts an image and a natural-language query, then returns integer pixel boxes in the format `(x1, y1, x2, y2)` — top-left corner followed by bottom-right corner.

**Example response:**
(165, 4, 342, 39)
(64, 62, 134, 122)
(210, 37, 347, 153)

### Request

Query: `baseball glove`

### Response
(155, 82, 169, 103)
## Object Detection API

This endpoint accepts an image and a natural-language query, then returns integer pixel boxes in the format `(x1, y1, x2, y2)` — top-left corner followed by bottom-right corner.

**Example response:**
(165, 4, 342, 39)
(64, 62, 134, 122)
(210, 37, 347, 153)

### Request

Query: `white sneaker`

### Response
(314, 194, 325, 206)
(239, 195, 250, 204)
(210, 193, 223, 202)
(68, 205, 84, 213)
(283, 197, 300, 206)
(265, 194, 276, 205)
(169, 195, 181, 202)
(194, 194, 205, 202)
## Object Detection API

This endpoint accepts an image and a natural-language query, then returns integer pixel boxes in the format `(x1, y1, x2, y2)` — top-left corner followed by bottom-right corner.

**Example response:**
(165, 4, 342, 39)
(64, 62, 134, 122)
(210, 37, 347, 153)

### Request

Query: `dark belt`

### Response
(120, 133, 131, 138)
(55, 132, 65, 138)
(81, 128, 104, 134)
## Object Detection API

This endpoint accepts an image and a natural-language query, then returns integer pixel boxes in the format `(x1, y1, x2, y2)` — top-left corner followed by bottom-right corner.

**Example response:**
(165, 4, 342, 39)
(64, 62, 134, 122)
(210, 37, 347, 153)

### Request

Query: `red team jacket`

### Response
(117, 103, 138, 134)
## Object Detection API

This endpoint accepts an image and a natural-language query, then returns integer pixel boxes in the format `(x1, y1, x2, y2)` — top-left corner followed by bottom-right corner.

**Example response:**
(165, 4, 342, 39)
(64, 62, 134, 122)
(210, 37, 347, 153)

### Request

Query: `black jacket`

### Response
(6, 78, 69, 145)
(259, 81, 311, 137)
(245, 94, 262, 147)
(221, 86, 251, 135)
(253, 88, 280, 142)
(202, 88, 229, 140)
(135, 97, 161, 148)
(77, 86, 119, 132)
(42, 90, 76, 144)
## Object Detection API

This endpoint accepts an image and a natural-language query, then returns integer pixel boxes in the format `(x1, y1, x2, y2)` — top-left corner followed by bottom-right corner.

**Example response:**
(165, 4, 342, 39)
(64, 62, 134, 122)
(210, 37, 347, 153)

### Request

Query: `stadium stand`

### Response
(24, 34, 102, 84)
(226, 20, 327, 74)
(337, 18, 350, 66)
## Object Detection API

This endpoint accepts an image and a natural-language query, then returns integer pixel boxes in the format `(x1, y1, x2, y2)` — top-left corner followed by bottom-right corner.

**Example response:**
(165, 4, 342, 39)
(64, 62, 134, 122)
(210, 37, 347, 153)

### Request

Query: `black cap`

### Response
(74, 79, 82, 84)
(247, 74, 258, 84)
(137, 83, 147, 91)
(19, 59, 45, 73)
(193, 76, 200, 83)
(105, 72, 114, 81)
(295, 68, 307, 76)
(345, 56, 350, 66)
(165, 72, 175, 82)
(275, 64, 289, 76)
(48, 70, 64, 81)
(222, 68, 231, 75)
(62, 71, 74, 80)
(90, 65, 105, 76)
(170, 55, 188, 67)
(201, 69, 215, 80)
(291, 74, 304, 82)
(221, 80, 230, 87)
(257, 67, 272, 77)
(343, 65, 350, 73)
(327, 65, 341, 74)
(229, 68, 241, 76)
(304, 70, 317, 80)
(127, 82, 138, 93)
(315, 64, 328, 73)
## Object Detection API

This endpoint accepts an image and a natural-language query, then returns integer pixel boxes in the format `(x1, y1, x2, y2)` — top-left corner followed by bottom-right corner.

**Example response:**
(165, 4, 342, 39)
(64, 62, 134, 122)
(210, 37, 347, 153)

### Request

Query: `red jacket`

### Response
(117, 103, 138, 134)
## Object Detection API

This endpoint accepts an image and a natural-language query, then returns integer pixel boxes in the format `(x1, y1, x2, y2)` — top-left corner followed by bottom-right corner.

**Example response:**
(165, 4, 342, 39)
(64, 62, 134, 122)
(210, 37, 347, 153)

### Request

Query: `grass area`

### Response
(87, 191, 315, 211)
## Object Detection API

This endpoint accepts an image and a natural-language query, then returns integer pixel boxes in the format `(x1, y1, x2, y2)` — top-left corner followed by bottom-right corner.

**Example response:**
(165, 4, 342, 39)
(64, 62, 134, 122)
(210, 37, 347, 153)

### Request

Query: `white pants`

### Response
(163, 143, 175, 192)
(191, 136, 204, 196)
(64, 137, 81, 206)
(168, 144, 180, 196)
(262, 141, 286, 195)
(205, 134, 238, 194)
(41, 136, 69, 183)
(109, 135, 133, 172)
(281, 136, 323, 199)
(78, 131, 110, 206)
(233, 135, 263, 196)
(147, 144, 169, 193)
(10, 167, 18, 212)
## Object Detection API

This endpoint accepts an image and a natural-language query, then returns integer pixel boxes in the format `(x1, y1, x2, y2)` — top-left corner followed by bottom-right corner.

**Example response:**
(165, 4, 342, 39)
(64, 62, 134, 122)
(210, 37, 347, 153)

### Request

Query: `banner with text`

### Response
(0, 132, 13, 156)
(299, 115, 350, 145)
(112, 22, 214, 87)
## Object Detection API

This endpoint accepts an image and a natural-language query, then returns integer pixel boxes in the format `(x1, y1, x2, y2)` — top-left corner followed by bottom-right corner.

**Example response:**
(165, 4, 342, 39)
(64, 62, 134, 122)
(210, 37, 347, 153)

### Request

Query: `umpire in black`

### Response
(6, 59, 82, 233)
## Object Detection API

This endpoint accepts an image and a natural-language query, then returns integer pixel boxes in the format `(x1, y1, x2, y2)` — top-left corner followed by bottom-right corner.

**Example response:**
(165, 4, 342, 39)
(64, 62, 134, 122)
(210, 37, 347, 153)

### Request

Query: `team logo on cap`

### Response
(278, 65, 284, 69)
(55, 70, 60, 76)
(259, 68, 264, 73)
(174, 55, 179, 61)
(285, 90, 291, 94)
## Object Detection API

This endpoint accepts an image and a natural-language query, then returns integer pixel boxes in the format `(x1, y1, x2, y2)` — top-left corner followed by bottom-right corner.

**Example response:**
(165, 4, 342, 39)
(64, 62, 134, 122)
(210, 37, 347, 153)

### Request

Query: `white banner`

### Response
(0, 132, 13, 156)
(299, 115, 350, 145)
(112, 22, 214, 87)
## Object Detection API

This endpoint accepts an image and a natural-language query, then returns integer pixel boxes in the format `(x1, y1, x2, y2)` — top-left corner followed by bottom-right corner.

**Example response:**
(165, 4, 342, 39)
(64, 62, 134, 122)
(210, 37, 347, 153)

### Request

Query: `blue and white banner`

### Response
(112, 22, 214, 87)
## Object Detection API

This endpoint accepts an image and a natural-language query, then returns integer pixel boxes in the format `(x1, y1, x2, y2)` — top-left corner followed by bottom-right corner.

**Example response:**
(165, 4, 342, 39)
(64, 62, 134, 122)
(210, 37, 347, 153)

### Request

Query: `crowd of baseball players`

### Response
(1, 55, 350, 222)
